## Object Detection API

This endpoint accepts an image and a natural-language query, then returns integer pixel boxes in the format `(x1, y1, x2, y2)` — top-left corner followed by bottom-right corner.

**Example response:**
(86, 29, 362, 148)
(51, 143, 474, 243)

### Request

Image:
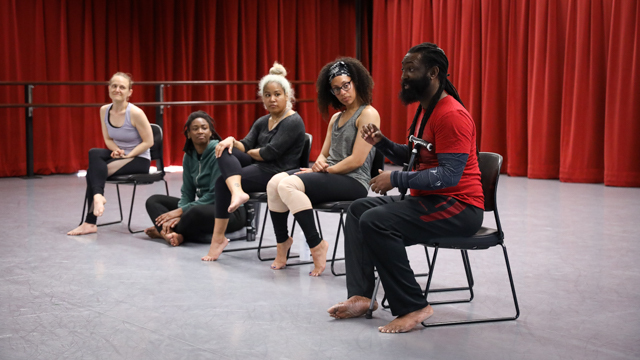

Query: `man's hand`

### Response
(369, 169, 393, 195)
(361, 123, 383, 146)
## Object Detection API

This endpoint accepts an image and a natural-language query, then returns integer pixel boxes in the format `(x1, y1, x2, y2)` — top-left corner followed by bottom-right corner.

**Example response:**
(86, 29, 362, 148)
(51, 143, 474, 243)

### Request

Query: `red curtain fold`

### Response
(604, 0, 640, 187)
(371, 0, 640, 186)
(2, 0, 639, 187)
(0, 0, 357, 177)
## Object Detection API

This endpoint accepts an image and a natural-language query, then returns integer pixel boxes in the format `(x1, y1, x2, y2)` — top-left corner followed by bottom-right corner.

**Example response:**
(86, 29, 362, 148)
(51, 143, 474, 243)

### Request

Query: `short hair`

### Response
(316, 57, 374, 118)
(109, 72, 133, 89)
(258, 62, 295, 111)
(182, 110, 222, 155)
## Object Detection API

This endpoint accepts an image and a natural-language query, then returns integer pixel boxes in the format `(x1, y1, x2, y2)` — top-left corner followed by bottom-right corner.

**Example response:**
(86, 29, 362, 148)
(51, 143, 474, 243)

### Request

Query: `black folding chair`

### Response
(282, 149, 385, 275)
(367, 152, 519, 327)
(79, 123, 169, 234)
(223, 133, 312, 257)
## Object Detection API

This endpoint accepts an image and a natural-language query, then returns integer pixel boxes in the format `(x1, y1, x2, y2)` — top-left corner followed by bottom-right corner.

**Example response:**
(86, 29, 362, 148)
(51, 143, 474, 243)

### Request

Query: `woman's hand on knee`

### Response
(215, 137, 235, 158)
(111, 149, 125, 158)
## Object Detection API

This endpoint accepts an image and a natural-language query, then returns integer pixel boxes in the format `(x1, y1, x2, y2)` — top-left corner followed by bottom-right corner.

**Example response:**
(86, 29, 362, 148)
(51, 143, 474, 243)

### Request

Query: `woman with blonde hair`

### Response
(202, 62, 306, 261)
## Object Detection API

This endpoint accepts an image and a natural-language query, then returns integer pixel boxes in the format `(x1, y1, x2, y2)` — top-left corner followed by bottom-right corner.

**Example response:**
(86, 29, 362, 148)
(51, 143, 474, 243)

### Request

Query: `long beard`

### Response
(398, 76, 431, 105)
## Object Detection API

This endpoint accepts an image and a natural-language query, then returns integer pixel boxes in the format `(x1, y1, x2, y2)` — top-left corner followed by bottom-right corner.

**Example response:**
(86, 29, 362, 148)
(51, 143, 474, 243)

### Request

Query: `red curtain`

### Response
(0, 0, 357, 177)
(371, 0, 640, 186)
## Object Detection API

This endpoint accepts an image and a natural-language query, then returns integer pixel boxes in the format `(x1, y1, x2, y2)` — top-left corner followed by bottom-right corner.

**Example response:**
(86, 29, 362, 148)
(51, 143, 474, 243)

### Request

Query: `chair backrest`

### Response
(370, 148, 385, 178)
(149, 123, 164, 173)
(478, 152, 502, 212)
(300, 133, 313, 168)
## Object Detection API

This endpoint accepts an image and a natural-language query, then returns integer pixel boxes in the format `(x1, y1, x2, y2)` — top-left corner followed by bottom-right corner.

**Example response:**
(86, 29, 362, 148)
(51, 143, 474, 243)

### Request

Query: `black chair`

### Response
(79, 123, 169, 234)
(223, 133, 312, 257)
(283, 149, 385, 275)
(367, 152, 519, 327)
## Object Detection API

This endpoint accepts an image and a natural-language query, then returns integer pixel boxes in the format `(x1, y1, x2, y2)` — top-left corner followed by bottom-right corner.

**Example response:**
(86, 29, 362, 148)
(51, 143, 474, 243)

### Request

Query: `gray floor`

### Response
(1, 168, 640, 360)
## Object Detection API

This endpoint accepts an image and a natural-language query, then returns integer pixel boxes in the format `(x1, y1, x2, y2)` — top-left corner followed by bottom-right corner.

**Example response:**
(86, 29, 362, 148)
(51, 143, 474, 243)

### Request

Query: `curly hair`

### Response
(316, 57, 374, 118)
(182, 110, 222, 155)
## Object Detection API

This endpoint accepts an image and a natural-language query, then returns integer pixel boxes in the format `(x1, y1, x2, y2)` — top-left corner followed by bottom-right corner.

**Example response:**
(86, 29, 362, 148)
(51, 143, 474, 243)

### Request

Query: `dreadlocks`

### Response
(405, 43, 465, 146)
(182, 110, 222, 155)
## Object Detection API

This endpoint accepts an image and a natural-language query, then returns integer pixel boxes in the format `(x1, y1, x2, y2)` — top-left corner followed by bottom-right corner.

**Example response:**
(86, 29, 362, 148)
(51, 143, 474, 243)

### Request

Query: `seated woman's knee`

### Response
(267, 172, 288, 197)
(277, 175, 303, 194)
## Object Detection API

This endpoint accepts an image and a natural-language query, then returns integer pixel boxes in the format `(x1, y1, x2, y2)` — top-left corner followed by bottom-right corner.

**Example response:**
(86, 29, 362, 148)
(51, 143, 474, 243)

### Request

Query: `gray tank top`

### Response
(105, 103, 151, 160)
(326, 105, 375, 189)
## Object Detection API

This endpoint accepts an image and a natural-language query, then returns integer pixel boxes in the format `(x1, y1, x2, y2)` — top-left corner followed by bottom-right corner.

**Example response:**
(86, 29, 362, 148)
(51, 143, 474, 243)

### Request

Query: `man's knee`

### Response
(347, 197, 378, 221)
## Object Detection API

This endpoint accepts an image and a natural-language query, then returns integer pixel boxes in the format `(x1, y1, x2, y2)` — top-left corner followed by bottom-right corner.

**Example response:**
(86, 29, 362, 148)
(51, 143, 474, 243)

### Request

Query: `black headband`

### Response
(328, 61, 351, 82)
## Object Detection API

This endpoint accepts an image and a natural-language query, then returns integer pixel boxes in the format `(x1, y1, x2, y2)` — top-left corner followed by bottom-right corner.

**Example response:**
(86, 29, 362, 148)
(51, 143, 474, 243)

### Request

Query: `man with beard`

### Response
(327, 43, 484, 333)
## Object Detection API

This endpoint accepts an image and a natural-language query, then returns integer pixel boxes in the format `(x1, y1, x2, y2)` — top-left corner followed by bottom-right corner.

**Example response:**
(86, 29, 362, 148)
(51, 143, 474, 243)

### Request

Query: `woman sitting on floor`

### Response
(67, 72, 153, 236)
(266, 57, 380, 276)
(201, 62, 306, 261)
(144, 111, 246, 246)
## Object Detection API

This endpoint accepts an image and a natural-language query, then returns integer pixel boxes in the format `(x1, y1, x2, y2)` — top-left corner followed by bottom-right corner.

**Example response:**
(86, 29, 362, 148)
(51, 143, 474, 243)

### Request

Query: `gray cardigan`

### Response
(239, 112, 306, 174)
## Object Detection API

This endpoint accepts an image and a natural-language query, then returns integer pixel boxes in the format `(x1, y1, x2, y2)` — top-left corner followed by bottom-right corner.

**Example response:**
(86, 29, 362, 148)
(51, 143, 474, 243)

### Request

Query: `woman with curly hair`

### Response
(266, 57, 380, 276)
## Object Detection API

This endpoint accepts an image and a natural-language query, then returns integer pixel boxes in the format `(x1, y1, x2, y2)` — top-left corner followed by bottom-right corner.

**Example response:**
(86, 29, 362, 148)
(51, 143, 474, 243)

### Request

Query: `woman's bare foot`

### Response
(309, 240, 329, 276)
(67, 222, 97, 236)
(378, 305, 434, 333)
(202, 235, 228, 261)
(166, 232, 184, 247)
(144, 227, 163, 239)
(228, 192, 250, 213)
(271, 237, 293, 269)
(93, 194, 107, 217)
(327, 295, 378, 319)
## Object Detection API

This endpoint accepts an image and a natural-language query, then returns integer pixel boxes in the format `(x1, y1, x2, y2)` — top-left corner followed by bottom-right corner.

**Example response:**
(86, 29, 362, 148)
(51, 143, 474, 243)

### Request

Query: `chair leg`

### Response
(92, 184, 124, 227)
(330, 211, 346, 276)
(422, 244, 520, 327)
(127, 183, 144, 234)
(366, 276, 382, 319)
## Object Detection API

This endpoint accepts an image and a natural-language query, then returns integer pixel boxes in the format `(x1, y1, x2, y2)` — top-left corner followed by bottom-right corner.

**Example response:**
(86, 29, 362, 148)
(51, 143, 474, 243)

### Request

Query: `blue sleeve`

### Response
(373, 136, 411, 166)
(390, 153, 468, 191)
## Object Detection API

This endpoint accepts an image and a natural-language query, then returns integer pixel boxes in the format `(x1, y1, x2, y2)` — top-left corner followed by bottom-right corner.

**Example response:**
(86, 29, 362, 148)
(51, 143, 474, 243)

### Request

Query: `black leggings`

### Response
(344, 195, 483, 317)
(214, 149, 275, 219)
(271, 171, 368, 247)
(145, 195, 246, 243)
(84, 148, 150, 224)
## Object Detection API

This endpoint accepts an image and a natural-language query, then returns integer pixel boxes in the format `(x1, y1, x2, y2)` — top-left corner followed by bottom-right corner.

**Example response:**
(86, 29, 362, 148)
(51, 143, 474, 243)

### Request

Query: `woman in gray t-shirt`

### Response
(266, 58, 380, 276)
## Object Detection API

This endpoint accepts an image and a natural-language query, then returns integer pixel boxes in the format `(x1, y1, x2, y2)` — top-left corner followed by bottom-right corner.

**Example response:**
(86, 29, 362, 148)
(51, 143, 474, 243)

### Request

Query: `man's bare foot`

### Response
(166, 232, 184, 247)
(93, 194, 107, 217)
(327, 295, 378, 319)
(228, 192, 250, 213)
(202, 236, 228, 261)
(67, 223, 97, 236)
(309, 240, 329, 276)
(144, 227, 163, 239)
(271, 237, 293, 270)
(378, 305, 434, 333)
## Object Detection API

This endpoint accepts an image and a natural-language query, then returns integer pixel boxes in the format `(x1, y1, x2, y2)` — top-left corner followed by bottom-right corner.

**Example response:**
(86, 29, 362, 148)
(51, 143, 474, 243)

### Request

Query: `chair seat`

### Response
(108, 172, 165, 184)
(248, 192, 268, 201)
(425, 227, 502, 250)
(313, 201, 353, 212)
